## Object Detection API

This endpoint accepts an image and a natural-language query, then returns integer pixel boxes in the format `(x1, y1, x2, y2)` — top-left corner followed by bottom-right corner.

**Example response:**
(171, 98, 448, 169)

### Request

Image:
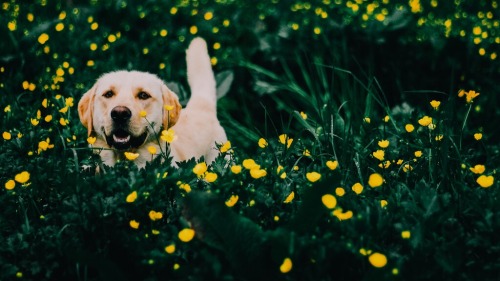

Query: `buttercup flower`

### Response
(178, 228, 196, 242)
(326, 160, 338, 170)
(321, 194, 337, 209)
(418, 116, 433, 126)
(378, 140, 389, 148)
(474, 133, 483, 140)
(193, 162, 208, 176)
(300, 111, 307, 120)
(414, 151, 423, 158)
(126, 191, 138, 203)
(465, 90, 480, 103)
(242, 159, 259, 170)
(368, 173, 384, 188)
(363, 117, 371, 124)
(124, 152, 139, 160)
(476, 175, 494, 188)
(405, 124, 415, 133)
(352, 182, 363, 194)
(333, 209, 353, 220)
(139, 110, 147, 117)
(129, 220, 140, 229)
(280, 258, 293, 273)
(87, 136, 96, 144)
(15, 171, 30, 184)
(250, 168, 267, 179)
(5, 179, 15, 190)
(149, 210, 163, 221)
(401, 230, 411, 239)
(220, 141, 231, 153)
(204, 172, 218, 183)
(380, 200, 388, 208)
(231, 165, 242, 174)
(373, 150, 385, 161)
(147, 145, 157, 155)
(179, 183, 191, 193)
(258, 138, 268, 148)
(225, 195, 239, 207)
(161, 128, 177, 143)
(278, 134, 293, 148)
(283, 191, 295, 203)
(165, 244, 176, 254)
(306, 172, 321, 182)
(335, 187, 345, 197)
(368, 252, 387, 268)
(3, 131, 11, 140)
(469, 164, 485, 174)
(430, 100, 441, 110)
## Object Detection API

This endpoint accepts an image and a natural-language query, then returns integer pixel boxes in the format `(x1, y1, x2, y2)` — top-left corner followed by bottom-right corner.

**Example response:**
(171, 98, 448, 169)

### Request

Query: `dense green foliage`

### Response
(1, 0, 499, 280)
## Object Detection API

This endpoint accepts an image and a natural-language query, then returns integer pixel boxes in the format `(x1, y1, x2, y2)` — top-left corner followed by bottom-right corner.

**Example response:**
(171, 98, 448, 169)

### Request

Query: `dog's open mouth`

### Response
(105, 128, 148, 150)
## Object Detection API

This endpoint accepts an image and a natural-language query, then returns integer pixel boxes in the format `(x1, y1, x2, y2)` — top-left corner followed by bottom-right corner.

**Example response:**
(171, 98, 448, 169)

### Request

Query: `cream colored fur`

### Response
(78, 37, 227, 168)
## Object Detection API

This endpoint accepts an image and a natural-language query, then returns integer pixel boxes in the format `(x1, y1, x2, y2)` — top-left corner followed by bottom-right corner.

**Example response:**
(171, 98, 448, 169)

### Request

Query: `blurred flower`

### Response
(129, 220, 140, 229)
(303, 149, 311, 157)
(283, 191, 295, 203)
(164, 104, 174, 111)
(383, 115, 390, 122)
(373, 150, 385, 161)
(306, 172, 321, 182)
(326, 160, 338, 170)
(149, 210, 163, 221)
(278, 134, 293, 148)
(38, 33, 49, 44)
(418, 116, 433, 126)
(300, 111, 307, 120)
(378, 140, 389, 148)
(225, 195, 238, 207)
(250, 168, 267, 179)
(231, 165, 242, 174)
(179, 183, 191, 193)
(335, 187, 345, 197)
(147, 145, 157, 155)
(368, 173, 384, 188)
(405, 124, 415, 133)
(465, 90, 480, 103)
(414, 151, 423, 158)
(204, 172, 218, 183)
(31, 118, 39, 126)
(379, 160, 391, 169)
(476, 175, 494, 188)
(333, 209, 353, 220)
(139, 110, 147, 117)
(87, 136, 96, 145)
(321, 194, 337, 209)
(220, 141, 231, 153)
(5, 179, 15, 190)
(15, 171, 30, 184)
(430, 100, 441, 110)
(403, 164, 413, 172)
(280, 258, 293, 273)
(165, 244, 176, 254)
(258, 138, 268, 148)
(458, 89, 466, 97)
(193, 162, 208, 176)
(368, 252, 387, 268)
(126, 191, 138, 203)
(243, 159, 259, 170)
(474, 133, 483, 140)
(3, 131, 11, 140)
(363, 117, 371, 124)
(401, 230, 411, 239)
(380, 200, 388, 208)
(178, 228, 195, 242)
(469, 164, 485, 174)
(124, 152, 139, 160)
(352, 182, 363, 194)
(161, 128, 177, 143)
(435, 135, 444, 141)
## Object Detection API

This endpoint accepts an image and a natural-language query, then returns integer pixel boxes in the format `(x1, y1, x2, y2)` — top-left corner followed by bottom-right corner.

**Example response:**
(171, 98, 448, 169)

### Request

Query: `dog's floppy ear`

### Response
(161, 84, 181, 129)
(78, 84, 97, 137)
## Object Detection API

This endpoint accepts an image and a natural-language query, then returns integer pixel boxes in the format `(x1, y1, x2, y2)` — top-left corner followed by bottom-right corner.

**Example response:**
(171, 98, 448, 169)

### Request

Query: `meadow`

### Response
(1, 0, 499, 280)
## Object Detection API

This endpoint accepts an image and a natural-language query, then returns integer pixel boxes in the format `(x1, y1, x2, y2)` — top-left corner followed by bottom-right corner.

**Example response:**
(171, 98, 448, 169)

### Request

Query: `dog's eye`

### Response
(137, 91, 151, 100)
(103, 91, 114, 98)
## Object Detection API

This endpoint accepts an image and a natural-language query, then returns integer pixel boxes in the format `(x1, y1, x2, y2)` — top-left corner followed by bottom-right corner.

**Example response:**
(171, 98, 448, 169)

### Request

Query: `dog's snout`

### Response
(111, 106, 132, 123)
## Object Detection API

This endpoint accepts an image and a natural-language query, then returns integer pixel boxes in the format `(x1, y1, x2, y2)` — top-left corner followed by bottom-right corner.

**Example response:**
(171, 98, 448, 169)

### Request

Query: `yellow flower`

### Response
(283, 191, 295, 203)
(405, 124, 415, 133)
(129, 220, 140, 229)
(87, 136, 96, 145)
(430, 100, 441, 109)
(225, 195, 239, 207)
(59, 118, 68, 126)
(335, 187, 345, 197)
(469, 164, 486, 174)
(458, 89, 466, 97)
(147, 145, 157, 155)
(5, 179, 15, 190)
(220, 141, 231, 153)
(258, 138, 268, 148)
(152, 229, 160, 235)
(306, 172, 321, 183)
(124, 152, 139, 160)
(193, 162, 208, 176)
(476, 175, 494, 188)
(165, 244, 176, 254)
(368, 173, 384, 188)
(321, 194, 337, 209)
(38, 33, 49, 44)
(373, 150, 385, 161)
(204, 172, 218, 183)
(418, 116, 433, 126)
(378, 140, 389, 148)
(363, 117, 371, 124)
(250, 168, 267, 179)
(465, 90, 480, 103)
(179, 183, 191, 193)
(164, 104, 174, 111)
(303, 149, 311, 157)
(231, 165, 242, 174)
(65, 97, 74, 107)
(383, 115, 390, 122)
(368, 252, 387, 268)
(333, 209, 353, 220)
(278, 134, 293, 148)
(178, 228, 196, 242)
(352, 182, 363, 194)
(401, 230, 411, 239)
(126, 191, 138, 203)
(414, 151, 423, 158)
(326, 160, 338, 170)
(380, 200, 388, 208)
(300, 111, 307, 120)
(379, 160, 391, 169)
(279, 257, 293, 273)
(14, 171, 30, 184)
(403, 164, 413, 172)
(161, 128, 177, 143)
(242, 159, 259, 170)
(435, 135, 444, 141)
(474, 133, 483, 140)
(44, 115, 53, 122)
(3, 131, 11, 140)
(31, 118, 39, 126)
(139, 110, 147, 117)
(149, 210, 163, 221)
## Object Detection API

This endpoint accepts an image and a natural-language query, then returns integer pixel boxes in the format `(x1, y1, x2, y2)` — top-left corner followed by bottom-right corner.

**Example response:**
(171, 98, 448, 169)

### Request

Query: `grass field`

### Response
(1, 0, 499, 280)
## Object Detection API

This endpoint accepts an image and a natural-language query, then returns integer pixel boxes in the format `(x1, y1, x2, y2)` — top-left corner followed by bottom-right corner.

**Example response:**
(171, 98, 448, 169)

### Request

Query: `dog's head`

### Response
(78, 71, 181, 150)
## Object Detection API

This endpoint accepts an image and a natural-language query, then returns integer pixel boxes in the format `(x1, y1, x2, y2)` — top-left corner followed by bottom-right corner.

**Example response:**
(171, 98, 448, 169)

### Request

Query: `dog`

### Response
(78, 37, 227, 168)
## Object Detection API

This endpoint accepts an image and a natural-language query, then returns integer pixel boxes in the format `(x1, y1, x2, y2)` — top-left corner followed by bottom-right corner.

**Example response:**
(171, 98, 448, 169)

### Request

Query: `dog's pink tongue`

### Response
(113, 134, 131, 144)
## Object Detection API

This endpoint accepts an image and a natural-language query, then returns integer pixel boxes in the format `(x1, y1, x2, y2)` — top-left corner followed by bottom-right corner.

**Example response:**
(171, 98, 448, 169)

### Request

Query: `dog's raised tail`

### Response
(186, 37, 216, 105)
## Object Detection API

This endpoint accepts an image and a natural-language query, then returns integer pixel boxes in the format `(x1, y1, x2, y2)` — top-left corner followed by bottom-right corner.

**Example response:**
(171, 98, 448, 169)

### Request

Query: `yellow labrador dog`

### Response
(78, 37, 227, 168)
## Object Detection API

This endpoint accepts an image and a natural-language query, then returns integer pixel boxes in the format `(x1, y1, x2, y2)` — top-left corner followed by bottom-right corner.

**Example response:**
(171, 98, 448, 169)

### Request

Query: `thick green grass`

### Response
(1, 1, 499, 280)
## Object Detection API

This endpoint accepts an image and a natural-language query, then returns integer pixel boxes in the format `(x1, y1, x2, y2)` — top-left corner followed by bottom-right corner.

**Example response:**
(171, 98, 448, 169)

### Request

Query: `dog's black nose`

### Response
(111, 106, 132, 123)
